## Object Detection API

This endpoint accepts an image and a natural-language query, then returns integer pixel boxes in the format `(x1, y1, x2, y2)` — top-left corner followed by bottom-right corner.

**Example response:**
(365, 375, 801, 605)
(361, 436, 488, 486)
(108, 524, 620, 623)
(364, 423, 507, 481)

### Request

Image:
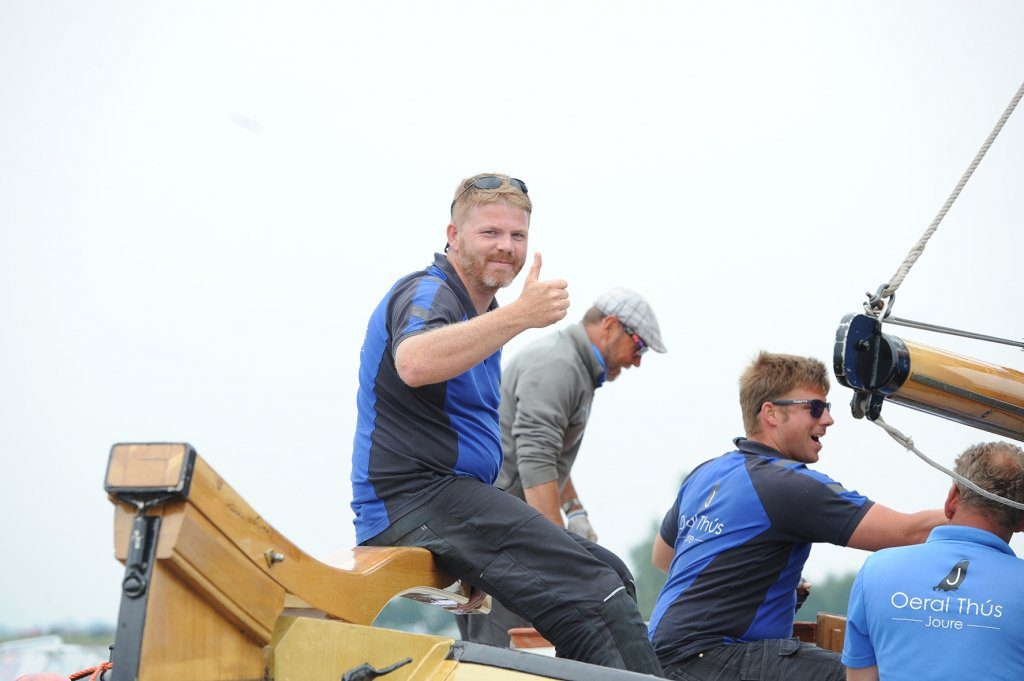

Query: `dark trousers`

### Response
(455, 529, 638, 648)
(663, 639, 843, 681)
(455, 589, 530, 648)
(365, 477, 662, 676)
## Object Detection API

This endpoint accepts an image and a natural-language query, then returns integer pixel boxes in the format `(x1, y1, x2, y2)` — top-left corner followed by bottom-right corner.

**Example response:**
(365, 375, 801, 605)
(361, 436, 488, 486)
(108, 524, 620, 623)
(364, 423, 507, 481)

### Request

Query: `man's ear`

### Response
(760, 402, 780, 429)
(944, 484, 959, 521)
(446, 222, 458, 253)
(595, 315, 619, 344)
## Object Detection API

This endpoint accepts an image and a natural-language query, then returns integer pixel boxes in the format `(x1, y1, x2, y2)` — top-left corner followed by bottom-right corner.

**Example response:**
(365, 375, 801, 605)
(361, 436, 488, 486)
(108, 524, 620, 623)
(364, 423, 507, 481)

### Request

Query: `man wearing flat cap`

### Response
(458, 287, 666, 646)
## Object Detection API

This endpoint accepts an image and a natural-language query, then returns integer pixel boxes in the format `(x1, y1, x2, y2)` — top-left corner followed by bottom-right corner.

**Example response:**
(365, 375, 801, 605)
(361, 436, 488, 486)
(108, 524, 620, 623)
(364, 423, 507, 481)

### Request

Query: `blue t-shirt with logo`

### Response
(844, 524, 1024, 680)
(350, 253, 502, 544)
(649, 438, 873, 665)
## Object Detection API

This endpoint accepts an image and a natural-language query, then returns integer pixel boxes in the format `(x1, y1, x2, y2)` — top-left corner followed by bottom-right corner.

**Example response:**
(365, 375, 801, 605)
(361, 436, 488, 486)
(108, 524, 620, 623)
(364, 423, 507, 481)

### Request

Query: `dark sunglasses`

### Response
(620, 322, 649, 355)
(770, 399, 831, 418)
(450, 176, 529, 215)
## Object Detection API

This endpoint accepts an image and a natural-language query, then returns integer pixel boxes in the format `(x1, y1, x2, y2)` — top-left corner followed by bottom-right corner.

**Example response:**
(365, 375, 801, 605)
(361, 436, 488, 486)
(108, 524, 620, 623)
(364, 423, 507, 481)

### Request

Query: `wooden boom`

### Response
(834, 313, 1024, 441)
(104, 443, 485, 681)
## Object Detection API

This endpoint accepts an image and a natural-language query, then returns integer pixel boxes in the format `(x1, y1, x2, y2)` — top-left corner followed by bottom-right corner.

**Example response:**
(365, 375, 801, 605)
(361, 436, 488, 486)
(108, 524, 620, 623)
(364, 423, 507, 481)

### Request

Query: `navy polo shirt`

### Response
(649, 438, 874, 664)
(350, 253, 502, 544)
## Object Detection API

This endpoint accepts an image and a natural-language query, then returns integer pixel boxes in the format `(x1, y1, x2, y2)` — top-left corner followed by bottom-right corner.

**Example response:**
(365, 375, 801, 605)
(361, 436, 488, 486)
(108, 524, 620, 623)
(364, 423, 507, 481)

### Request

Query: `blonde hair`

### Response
(739, 351, 830, 435)
(450, 173, 532, 227)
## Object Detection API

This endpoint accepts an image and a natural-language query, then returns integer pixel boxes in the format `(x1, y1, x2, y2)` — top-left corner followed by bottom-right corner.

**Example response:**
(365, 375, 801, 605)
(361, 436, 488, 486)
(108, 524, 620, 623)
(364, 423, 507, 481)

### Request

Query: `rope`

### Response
(868, 79, 1024, 312)
(69, 662, 112, 681)
(871, 415, 1024, 510)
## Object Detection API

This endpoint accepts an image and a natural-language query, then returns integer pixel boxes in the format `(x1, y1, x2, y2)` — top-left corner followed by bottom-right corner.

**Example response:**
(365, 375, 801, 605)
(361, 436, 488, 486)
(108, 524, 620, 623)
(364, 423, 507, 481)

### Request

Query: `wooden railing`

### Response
(105, 443, 484, 681)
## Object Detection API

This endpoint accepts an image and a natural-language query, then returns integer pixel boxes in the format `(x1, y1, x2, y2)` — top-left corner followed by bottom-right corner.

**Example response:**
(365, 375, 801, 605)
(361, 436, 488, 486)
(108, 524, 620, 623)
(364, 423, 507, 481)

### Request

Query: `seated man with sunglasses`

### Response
(351, 173, 663, 675)
(458, 286, 667, 647)
(647, 352, 944, 681)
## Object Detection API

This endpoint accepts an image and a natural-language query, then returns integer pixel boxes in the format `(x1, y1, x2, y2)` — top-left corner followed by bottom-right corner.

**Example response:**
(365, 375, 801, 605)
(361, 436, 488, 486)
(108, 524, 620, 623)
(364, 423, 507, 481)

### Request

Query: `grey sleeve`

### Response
(509, 360, 581, 490)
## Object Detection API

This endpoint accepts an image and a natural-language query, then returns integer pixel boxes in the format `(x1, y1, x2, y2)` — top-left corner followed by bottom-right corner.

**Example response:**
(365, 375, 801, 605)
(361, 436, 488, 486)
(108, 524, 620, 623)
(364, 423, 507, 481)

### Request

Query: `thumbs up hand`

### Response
(514, 253, 569, 328)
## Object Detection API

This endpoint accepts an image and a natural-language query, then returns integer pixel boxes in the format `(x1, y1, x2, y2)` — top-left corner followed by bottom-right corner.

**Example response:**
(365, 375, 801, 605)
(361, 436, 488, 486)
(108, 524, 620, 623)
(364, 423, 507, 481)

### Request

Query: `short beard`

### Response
(481, 269, 515, 289)
(457, 240, 520, 289)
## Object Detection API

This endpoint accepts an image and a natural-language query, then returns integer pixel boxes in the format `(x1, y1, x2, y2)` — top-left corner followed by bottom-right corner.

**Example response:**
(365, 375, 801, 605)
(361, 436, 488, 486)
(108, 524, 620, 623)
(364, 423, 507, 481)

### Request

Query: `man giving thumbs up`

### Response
(351, 173, 662, 675)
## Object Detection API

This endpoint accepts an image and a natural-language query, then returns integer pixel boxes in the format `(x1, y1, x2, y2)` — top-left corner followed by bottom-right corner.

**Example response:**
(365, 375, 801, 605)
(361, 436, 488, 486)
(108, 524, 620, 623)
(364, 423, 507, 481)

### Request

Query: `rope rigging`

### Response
(865, 79, 1024, 316)
(852, 79, 1024, 510)
(872, 414, 1024, 511)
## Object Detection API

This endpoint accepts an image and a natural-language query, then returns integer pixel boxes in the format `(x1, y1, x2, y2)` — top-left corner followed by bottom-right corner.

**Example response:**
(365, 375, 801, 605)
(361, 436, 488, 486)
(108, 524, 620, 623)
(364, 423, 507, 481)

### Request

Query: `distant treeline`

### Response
(0, 622, 114, 646)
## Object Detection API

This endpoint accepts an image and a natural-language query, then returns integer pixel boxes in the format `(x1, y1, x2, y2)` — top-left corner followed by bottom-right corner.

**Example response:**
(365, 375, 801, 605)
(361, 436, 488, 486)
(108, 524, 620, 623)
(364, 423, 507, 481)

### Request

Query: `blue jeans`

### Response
(364, 476, 662, 676)
(663, 639, 843, 681)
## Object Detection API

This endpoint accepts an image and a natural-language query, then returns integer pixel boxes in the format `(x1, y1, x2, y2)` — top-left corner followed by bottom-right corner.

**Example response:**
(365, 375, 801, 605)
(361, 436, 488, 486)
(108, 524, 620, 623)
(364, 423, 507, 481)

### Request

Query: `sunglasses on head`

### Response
(620, 322, 649, 355)
(450, 176, 529, 215)
(770, 399, 831, 418)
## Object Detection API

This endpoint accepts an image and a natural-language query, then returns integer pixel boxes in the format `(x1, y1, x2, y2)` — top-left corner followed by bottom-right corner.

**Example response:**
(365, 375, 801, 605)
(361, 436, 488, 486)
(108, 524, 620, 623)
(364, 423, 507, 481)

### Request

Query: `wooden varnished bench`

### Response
(106, 443, 486, 681)
(809, 612, 847, 654)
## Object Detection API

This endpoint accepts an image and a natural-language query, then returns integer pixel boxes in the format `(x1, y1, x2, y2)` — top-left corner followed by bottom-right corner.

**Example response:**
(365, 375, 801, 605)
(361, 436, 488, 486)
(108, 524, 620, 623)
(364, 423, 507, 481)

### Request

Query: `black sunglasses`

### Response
(620, 322, 649, 356)
(450, 176, 529, 215)
(770, 399, 831, 419)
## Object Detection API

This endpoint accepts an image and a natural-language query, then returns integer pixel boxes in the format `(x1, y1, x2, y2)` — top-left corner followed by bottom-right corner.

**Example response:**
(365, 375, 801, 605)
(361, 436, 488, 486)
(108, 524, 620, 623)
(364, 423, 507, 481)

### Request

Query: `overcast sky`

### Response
(2, 1, 1022, 631)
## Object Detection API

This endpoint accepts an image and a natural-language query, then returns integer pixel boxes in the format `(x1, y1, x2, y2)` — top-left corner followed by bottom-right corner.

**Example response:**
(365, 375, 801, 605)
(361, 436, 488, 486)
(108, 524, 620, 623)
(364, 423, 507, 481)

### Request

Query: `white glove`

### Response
(567, 508, 598, 542)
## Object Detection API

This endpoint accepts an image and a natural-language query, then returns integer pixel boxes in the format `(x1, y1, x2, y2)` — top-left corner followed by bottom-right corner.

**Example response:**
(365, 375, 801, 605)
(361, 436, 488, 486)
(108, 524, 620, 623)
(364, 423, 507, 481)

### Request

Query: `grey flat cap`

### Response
(593, 287, 666, 353)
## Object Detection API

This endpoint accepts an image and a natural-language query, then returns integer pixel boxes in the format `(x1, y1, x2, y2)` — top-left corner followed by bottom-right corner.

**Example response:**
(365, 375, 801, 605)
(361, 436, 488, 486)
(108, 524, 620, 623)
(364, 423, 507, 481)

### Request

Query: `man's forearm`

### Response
(395, 304, 531, 387)
(395, 253, 570, 387)
(901, 509, 947, 545)
(848, 504, 946, 551)
(524, 480, 564, 526)
(560, 477, 582, 511)
(847, 665, 879, 681)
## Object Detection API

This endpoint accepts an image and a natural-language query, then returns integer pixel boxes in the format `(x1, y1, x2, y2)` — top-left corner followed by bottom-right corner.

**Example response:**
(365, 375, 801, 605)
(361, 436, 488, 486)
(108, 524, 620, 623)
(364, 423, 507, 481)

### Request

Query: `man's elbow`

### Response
(394, 343, 433, 387)
(396, 360, 430, 387)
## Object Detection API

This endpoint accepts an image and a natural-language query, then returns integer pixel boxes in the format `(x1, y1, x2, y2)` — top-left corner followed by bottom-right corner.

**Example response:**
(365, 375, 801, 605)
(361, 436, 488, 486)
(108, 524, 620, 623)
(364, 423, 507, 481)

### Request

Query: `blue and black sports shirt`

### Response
(649, 438, 874, 665)
(351, 253, 502, 544)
